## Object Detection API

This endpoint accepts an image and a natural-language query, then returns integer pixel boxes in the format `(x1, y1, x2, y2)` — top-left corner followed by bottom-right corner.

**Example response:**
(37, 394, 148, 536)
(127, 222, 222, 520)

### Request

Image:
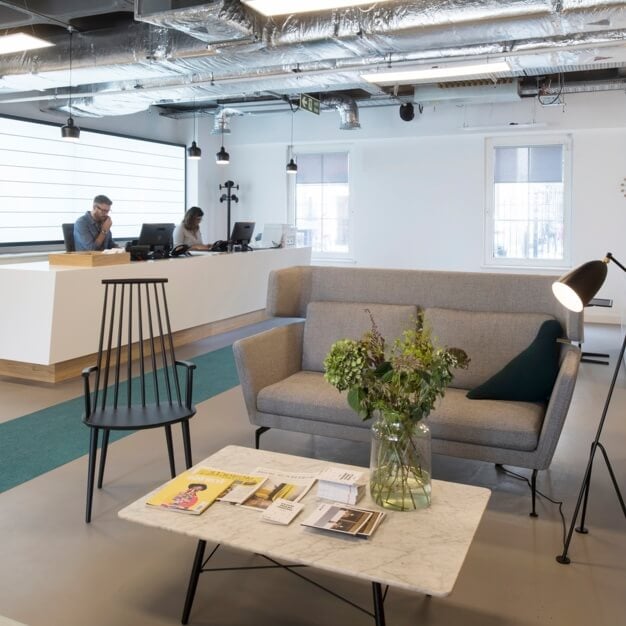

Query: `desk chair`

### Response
(82, 278, 197, 522)
(61, 223, 75, 252)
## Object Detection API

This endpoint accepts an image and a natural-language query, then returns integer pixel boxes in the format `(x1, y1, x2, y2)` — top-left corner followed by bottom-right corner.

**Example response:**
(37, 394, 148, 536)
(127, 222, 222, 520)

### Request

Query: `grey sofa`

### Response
(233, 266, 582, 514)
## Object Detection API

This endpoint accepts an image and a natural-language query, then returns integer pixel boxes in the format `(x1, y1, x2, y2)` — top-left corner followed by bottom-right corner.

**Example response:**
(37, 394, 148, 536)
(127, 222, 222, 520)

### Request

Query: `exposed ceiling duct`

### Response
(320, 94, 361, 129)
(0, 1, 625, 119)
(210, 106, 244, 134)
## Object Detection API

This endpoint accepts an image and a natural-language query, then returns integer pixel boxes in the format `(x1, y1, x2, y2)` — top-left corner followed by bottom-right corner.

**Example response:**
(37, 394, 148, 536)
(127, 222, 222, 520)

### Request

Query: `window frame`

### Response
(484, 134, 572, 270)
(288, 145, 354, 263)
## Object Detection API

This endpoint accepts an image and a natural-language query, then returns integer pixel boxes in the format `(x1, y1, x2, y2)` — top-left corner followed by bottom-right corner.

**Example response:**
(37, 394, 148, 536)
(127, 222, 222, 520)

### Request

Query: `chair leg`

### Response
(181, 420, 192, 469)
(97, 429, 110, 489)
(255, 426, 270, 449)
(86, 428, 99, 524)
(165, 425, 176, 478)
(530, 469, 539, 517)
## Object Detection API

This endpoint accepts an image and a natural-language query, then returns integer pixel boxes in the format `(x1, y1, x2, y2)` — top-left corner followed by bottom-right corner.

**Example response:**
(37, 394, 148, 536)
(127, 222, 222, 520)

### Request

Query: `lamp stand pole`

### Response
(556, 331, 626, 564)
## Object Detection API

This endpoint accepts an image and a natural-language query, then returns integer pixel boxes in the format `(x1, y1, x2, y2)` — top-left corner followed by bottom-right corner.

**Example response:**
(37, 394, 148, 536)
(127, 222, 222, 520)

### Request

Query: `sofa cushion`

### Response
(258, 373, 545, 452)
(257, 371, 368, 429)
(302, 301, 418, 372)
(430, 388, 545, 451)
(423, 308, 556, 390)
(466, 319, 563, 402)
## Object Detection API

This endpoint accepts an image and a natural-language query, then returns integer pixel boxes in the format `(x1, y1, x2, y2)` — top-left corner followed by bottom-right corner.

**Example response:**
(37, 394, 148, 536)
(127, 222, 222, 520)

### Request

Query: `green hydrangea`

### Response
(323, 311, 469, 423)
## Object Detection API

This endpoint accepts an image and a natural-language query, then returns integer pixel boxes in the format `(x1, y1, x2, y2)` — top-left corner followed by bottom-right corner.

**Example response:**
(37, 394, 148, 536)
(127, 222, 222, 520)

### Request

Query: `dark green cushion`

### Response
(466, 319, 563, 402)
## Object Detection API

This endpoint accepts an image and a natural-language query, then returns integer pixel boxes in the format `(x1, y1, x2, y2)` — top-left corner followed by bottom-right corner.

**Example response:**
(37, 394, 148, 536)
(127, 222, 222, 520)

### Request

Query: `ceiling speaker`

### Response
(399, 103, 415, 121)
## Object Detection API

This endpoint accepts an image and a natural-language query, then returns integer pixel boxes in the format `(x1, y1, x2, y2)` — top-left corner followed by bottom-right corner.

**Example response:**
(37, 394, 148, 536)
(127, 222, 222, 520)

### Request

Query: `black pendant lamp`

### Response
(61, 27, 80, 142)
(187, 103, 202, 160)
(286, 104, 297, 174)
(216, 112, 229, 164)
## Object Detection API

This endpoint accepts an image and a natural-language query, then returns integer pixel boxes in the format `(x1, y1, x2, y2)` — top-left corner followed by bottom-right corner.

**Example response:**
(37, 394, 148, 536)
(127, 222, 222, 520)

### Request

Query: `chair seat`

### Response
(84, 403, 196, 431)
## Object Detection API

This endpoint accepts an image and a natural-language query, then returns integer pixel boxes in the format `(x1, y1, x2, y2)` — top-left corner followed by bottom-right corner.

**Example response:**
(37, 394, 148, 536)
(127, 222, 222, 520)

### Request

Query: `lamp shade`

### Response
(286, 157, 298, 174)
(216, 145, 229, 164)
(187, 141, 202, 160)
(552, 259, 608, 312)
(61, 116, 80, 141)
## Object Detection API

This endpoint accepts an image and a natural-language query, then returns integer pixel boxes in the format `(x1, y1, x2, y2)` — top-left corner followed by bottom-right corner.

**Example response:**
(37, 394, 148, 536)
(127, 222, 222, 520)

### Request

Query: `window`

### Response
(293, 151, 352, 259)
(0, 115, 185, 248)
(485, 136, 571, 267)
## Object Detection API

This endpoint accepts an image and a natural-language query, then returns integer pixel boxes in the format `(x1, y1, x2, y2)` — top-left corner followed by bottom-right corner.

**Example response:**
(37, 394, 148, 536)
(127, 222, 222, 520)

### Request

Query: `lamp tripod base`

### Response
(556, 331, 626, 565)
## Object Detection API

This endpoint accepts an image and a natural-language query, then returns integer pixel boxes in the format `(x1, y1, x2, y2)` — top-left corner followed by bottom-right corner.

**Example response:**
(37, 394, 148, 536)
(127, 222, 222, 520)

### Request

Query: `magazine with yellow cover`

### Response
(146, 468, 234, 515)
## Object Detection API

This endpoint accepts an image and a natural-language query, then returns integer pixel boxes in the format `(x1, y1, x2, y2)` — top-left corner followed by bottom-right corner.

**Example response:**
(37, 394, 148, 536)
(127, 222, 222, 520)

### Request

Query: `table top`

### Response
(118, 445, 491, 597)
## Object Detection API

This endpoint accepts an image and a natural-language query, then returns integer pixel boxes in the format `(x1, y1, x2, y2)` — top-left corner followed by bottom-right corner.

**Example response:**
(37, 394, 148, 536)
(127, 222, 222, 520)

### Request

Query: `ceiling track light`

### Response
(286, 100, 297, 175)
(61, 27, 79, 142)
(216, 112, 229, 164)
(188, 101, 202, 160)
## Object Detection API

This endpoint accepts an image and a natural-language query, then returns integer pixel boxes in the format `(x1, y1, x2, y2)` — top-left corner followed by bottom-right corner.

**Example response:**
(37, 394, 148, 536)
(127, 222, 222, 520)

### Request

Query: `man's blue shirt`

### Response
(74, 212, 115, 251)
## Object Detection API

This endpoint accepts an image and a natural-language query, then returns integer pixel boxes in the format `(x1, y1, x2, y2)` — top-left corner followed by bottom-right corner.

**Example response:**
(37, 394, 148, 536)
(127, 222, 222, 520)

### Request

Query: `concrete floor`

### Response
(0, 322, 624, 626)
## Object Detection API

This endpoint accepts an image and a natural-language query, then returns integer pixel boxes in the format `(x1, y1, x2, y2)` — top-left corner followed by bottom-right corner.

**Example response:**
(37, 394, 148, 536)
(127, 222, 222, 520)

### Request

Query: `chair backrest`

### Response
(88, 278, 186, 413)
(62, 223, 76, 252)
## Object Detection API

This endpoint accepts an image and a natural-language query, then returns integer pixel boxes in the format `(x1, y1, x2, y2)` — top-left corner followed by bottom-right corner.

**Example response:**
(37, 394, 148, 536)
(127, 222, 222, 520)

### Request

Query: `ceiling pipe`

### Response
(210, 107, 244, 134)
(320, 94, 361, 129)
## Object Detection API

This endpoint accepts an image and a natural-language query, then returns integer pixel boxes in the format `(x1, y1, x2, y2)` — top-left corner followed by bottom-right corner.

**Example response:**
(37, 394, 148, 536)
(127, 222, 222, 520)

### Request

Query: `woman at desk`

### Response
(173, 206, 212, 251)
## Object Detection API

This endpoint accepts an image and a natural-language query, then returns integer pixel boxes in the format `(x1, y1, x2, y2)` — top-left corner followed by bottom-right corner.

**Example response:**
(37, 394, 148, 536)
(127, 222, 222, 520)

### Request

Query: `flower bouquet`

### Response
(324, 311, 469, 511)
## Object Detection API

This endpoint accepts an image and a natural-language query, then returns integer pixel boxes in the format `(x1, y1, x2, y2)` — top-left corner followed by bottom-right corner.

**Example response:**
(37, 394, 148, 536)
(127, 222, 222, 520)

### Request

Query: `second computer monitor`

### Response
(230, 221, 255, 246)
(138, 223, 175, 251)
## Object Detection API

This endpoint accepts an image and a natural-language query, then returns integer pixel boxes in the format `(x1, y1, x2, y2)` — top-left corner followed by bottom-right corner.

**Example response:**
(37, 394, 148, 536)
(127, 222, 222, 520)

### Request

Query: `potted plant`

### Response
(324, 311, 469, 511)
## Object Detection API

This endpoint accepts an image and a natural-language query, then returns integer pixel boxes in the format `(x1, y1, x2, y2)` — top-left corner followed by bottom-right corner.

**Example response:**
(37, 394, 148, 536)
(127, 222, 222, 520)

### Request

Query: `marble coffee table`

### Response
(119, 445, 491, 625)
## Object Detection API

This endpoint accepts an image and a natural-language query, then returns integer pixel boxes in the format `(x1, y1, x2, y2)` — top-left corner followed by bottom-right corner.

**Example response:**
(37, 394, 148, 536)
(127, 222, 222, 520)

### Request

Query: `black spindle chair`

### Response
(82, 278, 196, 523)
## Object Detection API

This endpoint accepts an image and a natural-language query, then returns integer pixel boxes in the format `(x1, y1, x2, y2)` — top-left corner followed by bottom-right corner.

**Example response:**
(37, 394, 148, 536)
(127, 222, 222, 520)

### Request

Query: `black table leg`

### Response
(181, 540, 206, 625)
(372, 582, 386, 626)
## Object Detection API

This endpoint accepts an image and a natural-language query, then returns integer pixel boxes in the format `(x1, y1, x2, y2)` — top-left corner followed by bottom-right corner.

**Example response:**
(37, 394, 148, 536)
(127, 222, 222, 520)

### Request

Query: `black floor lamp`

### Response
(552, 252, 626, 564)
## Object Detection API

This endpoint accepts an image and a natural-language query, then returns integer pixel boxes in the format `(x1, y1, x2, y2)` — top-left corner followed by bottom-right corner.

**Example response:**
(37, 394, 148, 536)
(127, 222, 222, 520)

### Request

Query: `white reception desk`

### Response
(0, 247, 311, 382)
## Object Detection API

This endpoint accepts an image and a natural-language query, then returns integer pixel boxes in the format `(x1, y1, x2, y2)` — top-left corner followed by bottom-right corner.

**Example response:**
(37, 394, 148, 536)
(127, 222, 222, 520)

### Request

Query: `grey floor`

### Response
(0, 322, 624, 626)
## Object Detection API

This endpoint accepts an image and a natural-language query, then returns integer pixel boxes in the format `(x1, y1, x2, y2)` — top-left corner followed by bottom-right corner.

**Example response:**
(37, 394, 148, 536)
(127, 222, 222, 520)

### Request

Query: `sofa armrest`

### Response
(534, 343, 581, 469)
(233, 321, 305, 421)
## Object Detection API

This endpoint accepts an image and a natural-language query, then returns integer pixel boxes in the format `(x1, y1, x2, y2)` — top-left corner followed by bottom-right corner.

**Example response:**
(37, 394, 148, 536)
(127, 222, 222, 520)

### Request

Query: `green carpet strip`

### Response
(0, 345, 239, 494)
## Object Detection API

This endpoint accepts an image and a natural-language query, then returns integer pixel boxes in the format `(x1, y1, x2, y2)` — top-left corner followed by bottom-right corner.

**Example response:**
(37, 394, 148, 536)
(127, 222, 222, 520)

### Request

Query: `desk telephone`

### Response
(211, 240, 229, 252)
(170, 244, 191, 257)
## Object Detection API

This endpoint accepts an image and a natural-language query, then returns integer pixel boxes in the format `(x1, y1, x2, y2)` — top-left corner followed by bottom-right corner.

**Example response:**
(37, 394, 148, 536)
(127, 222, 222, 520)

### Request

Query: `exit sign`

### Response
(300, 94, 320, 115)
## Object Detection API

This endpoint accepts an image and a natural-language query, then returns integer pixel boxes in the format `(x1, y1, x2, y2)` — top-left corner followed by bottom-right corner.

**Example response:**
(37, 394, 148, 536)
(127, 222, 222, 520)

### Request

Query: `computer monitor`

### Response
(229, 221, 255, 247)
(138, 223, 175, 251)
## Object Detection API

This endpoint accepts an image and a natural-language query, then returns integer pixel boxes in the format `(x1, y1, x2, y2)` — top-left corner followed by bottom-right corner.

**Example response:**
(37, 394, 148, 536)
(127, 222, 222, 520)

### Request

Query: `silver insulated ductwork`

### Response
(0, 1, 624, 117)
(320, 95, 361, 130)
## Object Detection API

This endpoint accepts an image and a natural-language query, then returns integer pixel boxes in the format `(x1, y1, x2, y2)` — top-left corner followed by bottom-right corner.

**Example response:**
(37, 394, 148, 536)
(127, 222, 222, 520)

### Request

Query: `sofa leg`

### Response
(530, 469, 539, 517)
(255, 426, 270, 449)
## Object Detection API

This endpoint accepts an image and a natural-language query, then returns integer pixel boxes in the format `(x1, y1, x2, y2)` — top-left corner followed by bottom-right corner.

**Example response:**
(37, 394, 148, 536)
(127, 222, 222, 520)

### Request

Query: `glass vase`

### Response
(369, 412, 432, 511)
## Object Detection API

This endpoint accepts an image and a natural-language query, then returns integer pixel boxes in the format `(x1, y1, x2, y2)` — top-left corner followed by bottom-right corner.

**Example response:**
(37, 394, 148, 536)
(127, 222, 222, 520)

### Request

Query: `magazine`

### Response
(146, 468, 234, 515)
(353, 509, 386, 538)
(241, 467, 317, 511)
(301, 503, 373, 536)
(196, 467, 268, 504)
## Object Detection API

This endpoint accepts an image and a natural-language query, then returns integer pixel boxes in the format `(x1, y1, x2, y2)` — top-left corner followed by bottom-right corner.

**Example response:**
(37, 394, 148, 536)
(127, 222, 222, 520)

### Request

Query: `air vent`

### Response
(414, 79, 520, 103)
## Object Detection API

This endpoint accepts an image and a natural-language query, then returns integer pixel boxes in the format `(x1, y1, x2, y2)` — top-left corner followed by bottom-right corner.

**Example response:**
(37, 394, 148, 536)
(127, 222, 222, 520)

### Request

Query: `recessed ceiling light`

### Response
(361, 61, 511, 85)
(241, 0, 393, 17)
(0, 33, 54, 56)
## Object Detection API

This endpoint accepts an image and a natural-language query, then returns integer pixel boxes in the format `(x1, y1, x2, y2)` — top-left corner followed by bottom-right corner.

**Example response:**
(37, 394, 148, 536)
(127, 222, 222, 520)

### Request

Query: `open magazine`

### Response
(240, 467, 317, 511)
(196, 468, 268, 504)
(146, 468, 234, 515)
(301, 502, 386, 538)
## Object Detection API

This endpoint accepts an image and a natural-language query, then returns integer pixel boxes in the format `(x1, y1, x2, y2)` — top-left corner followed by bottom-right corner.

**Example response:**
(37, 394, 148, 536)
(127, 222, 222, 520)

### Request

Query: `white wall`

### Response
(218, 90, 626, 323)
(3, 91, 626, 322)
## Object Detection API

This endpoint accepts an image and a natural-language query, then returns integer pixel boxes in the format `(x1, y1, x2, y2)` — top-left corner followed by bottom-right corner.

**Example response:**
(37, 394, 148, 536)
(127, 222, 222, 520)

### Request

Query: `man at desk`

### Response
(74, 194, 118, 251)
